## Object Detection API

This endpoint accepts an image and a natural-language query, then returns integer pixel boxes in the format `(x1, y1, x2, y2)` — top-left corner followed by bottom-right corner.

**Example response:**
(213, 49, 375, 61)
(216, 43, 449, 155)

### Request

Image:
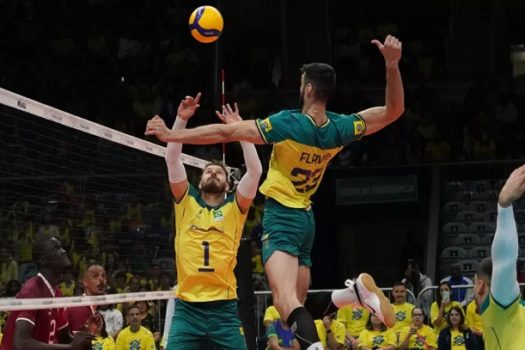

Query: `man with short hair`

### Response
(146, 35, 404, 350)
(161, 93, 262, 349)
(440, 263, 473, 305)
(67, 264, 107, 333)
(0, 237, 94, 350)
(473, 164, 525, 349)
(390, 282, 415, 337)
(116, 306, 155, 350)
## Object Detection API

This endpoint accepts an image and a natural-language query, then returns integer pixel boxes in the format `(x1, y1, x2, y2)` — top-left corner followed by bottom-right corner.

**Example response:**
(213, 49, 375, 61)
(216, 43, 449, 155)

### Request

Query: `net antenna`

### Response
(0, 87, 238, 173)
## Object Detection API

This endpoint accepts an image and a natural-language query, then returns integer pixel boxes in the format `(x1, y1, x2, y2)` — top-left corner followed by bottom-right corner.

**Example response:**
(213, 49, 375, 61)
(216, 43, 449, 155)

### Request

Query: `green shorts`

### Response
(261, 198, 315, 266)
(167, 299, 247, 350)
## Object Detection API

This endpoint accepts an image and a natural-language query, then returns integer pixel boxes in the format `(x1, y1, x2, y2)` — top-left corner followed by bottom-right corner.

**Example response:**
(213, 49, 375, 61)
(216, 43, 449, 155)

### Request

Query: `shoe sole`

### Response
(359, 273, 395, 328)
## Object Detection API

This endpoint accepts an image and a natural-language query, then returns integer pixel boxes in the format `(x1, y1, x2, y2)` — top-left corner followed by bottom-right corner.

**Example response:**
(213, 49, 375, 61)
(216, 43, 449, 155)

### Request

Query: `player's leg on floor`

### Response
(265, 251, 324, 350)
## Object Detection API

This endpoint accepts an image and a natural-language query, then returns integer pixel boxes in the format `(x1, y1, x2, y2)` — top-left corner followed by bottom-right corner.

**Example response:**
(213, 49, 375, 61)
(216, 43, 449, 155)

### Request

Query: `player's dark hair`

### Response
(476, 257, 492, 284)
(300, 63, 336, 102)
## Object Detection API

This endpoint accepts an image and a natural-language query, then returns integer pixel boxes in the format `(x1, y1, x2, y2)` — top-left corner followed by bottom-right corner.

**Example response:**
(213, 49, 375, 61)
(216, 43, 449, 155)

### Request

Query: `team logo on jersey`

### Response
(396, 311, 407, 321)
(415, 335, 426, 347)
(129, 340, 141, 350)
(354, 120, 365, 136)
(259, 118, 273, 133)
(352, 308, 364, 320)
(213, 209, 224, 222)
(453, 335, 465, 345)
(372, 335, 385, 346)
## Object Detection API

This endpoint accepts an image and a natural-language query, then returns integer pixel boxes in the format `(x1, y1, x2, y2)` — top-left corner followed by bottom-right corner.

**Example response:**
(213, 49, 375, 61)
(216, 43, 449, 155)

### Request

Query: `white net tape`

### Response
(0, 86, 235, 171)
(0, 291, 174, 311)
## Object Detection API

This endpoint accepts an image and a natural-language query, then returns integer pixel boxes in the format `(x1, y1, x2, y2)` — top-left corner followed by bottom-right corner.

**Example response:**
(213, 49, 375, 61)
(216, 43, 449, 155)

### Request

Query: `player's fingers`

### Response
(371, 39, 383, 49)
(215, 110, 225, 122)
(234, 102, 239, 113)
(226, 103, 234, 114)
(194, 92, 202, 104)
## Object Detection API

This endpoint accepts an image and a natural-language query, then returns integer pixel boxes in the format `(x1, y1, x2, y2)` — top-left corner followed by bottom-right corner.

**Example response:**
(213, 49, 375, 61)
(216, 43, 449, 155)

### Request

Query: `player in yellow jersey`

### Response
(473, 164, 525, 350)
(162, 93, 262, 350)
(146, 35, 404, 350)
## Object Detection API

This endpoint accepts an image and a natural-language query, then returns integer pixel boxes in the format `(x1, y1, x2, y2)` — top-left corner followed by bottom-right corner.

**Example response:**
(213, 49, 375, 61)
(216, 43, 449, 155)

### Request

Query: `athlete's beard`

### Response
(201, 178, 226, 194)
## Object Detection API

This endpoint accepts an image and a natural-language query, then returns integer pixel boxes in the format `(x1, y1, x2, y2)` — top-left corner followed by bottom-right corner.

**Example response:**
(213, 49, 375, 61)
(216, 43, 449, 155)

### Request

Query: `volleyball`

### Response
(188, 6, 224, 44)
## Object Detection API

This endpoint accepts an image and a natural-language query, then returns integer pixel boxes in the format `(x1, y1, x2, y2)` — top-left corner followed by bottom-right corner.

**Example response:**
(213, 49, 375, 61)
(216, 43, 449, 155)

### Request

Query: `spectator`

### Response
(116, 305, 156, 350)
(266, 318, 300, 350)
(0, 248, 18, 286)
(133, 301, 160, 343)
(92, 314, 116, 350)
(464, 300, 483, 343)
(401, 260, 432, 315)
(440, 263, 473, 306)
(430, 281, 464, 335)
(390, 282, 415, 338)
(358, 314, 397, 350)
(336, 305, 370, 345)
(98, 289, 124, 339)
(437, 305, 480, 350)
(399, 308, 437, 350)
(1, 279, 21, 298)
(314, 314, 347, 350)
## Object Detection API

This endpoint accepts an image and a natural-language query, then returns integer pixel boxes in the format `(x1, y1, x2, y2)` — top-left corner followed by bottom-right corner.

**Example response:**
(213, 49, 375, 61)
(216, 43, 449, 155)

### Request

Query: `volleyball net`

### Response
(0, 86, 239, 281)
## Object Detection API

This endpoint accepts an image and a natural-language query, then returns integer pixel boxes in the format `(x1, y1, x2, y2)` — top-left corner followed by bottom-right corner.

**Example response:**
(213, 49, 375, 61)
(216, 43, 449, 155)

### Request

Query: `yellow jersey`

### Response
(314, 319, 347, 348)
(430, 300, 464, 334)
(336, 305, 370, 338)
(115, 326, 155, 350)
(399, 324, 437, 349)
(480, 294, 525, 350)
(92, 336, 116, 350)
(392, 302, 415, 334)
(263, 305, 281, 324)
(358, 328, 397, 349)
(465, 300, 483, 335)
(174, 185, 247, 302)
(256, 110, 366, 208)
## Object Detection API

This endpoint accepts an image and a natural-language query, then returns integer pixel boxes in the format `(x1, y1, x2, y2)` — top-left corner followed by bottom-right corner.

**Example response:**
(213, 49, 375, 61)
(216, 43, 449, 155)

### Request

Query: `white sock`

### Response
(331, 280, 359, 308)
(306, 341, 324, 350)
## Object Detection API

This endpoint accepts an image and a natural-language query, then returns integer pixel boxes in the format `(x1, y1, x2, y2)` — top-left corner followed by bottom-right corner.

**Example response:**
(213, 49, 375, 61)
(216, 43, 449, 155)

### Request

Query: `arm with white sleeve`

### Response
(164, 93, 202, 201)
(491, 164, 525, 305)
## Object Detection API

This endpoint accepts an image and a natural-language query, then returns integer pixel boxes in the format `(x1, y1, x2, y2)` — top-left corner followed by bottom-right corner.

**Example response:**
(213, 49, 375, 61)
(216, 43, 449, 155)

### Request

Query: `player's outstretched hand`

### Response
(371, 34, 402, 66)
(216, 103, 242, 124)
(69, 331, 95, 350)
(177, 92, 201, 121)
(145, 115, 170, 142)
(499, 163, 525, 208)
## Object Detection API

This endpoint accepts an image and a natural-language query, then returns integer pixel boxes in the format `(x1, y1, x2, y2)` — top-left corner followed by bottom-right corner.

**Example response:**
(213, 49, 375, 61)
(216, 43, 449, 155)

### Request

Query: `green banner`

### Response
(336, 175, 418, 205)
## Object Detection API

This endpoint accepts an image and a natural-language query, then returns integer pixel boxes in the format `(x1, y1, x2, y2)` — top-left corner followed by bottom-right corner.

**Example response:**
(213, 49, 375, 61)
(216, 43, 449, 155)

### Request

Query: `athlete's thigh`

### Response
(297, 265, 311, 304)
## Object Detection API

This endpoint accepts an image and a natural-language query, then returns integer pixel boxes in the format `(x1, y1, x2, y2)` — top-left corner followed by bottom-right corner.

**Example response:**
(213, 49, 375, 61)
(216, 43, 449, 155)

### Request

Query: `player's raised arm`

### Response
(491, 164, 525, 305)
(216, 103, 262, 213)
(146, 114, 264, 145)
(358, 35, 404, 135)
(164, 93, 201, 201)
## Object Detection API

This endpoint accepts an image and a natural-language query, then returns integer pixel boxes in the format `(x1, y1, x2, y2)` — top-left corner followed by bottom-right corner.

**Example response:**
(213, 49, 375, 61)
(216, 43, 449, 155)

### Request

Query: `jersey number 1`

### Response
(198, 241, 215, 272)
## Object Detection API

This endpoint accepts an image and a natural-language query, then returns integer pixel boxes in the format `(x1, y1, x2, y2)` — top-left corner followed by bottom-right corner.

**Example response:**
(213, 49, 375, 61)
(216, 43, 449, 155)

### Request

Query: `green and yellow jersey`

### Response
(392, 302, 415, 334)
(430, 300, 464, 334)
(358, 328, 397, 349)
(314, 319, 347, 348)
(115, 326, 155, 350)
(256, 110, 366, 208)
(174, 184, 247, 302)
(465, 300, 483, 335)
(399, 324, 437, 349)
(480, 294, 525, 350)
(336, 305, 370, 338)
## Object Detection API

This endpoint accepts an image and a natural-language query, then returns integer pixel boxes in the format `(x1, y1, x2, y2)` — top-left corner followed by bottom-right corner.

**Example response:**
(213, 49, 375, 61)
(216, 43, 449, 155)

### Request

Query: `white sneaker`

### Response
(350, 273, 395, 328)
